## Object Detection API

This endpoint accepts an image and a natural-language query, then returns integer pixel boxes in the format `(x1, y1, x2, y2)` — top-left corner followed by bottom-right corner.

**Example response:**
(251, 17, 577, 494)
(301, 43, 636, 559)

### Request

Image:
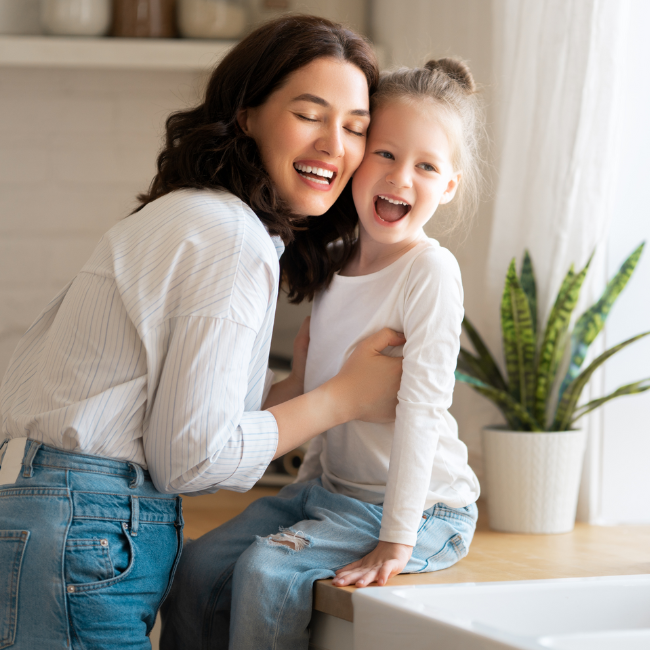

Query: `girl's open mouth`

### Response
(374, 195, 412, 223)
(294, 163, 336, 186)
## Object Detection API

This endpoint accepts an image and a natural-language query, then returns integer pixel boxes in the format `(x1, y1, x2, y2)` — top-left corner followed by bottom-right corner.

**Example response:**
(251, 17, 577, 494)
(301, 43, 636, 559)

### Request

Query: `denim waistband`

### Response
(25, 441, 152, 487)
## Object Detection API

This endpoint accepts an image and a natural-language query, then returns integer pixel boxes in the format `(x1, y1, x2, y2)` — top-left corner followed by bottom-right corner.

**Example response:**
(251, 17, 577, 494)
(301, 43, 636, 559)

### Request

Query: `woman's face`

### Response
(239, 57, 370, 217)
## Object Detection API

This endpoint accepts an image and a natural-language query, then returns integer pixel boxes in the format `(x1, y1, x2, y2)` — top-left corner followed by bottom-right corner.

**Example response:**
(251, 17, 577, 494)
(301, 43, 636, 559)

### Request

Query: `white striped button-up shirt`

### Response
(0, 190, 282, 494)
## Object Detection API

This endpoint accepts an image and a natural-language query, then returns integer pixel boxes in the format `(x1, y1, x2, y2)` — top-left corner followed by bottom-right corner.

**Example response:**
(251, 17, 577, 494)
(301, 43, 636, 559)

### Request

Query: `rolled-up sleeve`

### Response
(144, 315, 278, 494)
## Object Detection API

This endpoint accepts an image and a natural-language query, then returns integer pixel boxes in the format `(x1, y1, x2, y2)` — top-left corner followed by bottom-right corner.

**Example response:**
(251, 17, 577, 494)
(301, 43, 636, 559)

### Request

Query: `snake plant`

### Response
(456, 243, 650, 431)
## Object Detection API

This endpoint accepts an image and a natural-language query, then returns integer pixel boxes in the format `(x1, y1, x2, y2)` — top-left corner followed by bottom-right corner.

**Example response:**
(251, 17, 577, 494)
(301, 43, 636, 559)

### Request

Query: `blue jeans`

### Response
(161, 478, 477, 650)
(0, 440, 183, 649)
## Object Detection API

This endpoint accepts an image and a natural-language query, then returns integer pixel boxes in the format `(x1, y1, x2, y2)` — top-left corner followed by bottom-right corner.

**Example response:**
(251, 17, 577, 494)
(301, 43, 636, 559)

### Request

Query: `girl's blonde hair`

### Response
(371, 58, 485, 235)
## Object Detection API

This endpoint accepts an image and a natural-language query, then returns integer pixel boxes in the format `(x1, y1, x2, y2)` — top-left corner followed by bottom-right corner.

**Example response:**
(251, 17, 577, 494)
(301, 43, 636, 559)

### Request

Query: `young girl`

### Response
(161, 58, 482, 650)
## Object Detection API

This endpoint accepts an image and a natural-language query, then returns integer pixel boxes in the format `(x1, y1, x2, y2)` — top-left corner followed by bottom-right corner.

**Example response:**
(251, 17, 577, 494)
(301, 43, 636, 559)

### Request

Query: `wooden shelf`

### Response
(0, 35, 236, 71)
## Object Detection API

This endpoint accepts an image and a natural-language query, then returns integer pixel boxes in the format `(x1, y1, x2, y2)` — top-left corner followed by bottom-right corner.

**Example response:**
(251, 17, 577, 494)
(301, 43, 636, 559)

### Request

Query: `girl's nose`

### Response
(386, 165, 412, 189)
(315, 126, 345, 159)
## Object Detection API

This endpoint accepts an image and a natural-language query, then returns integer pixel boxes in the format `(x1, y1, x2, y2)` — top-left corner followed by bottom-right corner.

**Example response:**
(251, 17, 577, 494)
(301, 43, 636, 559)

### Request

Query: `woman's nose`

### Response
(315, 126, 345, 159)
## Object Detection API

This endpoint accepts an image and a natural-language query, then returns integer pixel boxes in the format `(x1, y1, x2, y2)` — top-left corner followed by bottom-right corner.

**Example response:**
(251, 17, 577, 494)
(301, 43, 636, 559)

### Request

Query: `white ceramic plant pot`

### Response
(482, 427, 586, 534)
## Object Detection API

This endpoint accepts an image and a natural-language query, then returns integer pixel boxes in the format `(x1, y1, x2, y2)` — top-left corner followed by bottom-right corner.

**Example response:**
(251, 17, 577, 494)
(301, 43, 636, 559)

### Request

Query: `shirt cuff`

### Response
(379, 527, 418, 547)
(234, 410, 279, 489)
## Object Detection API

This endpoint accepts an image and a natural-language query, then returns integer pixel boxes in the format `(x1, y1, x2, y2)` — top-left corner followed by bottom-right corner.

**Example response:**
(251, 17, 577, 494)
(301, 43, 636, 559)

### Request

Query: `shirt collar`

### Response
(271, 235, 285, 260)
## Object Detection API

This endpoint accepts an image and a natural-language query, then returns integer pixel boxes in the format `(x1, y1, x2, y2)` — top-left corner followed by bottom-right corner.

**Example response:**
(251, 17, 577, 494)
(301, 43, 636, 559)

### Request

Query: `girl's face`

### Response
(239, 57, 370, 217)
(352, 99, 461, 247)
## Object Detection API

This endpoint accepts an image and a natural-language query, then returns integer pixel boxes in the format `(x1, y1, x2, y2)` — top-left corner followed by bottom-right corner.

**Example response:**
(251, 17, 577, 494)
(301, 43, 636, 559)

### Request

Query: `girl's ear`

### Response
(439, 171, 462, 205)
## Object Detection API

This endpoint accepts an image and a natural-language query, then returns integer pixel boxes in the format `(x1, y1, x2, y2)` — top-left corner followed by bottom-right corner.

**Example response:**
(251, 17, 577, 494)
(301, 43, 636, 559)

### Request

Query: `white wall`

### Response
(598, 0, 650, 524)
(0, 67, 204, 376)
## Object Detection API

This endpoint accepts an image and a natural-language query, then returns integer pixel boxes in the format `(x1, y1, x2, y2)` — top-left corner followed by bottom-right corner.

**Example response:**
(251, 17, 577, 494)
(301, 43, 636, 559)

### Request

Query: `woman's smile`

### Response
(293, 160, 338, 191)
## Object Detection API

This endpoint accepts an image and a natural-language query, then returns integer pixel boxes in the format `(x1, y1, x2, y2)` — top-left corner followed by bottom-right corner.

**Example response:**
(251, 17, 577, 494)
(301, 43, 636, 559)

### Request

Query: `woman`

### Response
(0, 16, 402, 650)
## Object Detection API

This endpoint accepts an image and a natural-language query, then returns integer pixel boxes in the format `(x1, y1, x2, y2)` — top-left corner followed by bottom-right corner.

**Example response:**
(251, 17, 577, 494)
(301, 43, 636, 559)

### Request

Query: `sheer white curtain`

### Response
(487, 0, 629, 520)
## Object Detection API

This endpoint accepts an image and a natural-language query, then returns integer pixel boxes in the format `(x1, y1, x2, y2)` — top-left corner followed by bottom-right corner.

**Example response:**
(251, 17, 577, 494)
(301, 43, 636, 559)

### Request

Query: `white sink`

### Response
(352, 575, 650, 650)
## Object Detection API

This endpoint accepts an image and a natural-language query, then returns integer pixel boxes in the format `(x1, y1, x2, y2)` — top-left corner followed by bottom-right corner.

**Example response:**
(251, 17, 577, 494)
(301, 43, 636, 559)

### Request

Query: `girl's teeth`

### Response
(378, 195, 409, 206)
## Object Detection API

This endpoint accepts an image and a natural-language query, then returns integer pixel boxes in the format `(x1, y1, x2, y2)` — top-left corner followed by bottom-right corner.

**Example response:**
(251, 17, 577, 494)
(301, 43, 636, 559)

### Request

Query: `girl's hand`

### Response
(333, 541, 413, 588)
(332, 328, 405, 424)
(290, 316, 310, 390)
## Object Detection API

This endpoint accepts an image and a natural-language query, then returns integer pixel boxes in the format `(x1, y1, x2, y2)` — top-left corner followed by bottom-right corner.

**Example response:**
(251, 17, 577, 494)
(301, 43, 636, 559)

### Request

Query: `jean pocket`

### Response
(65, 538, 115, 585)
(64, 521, 135, 594)
(0, 530, 29, 650)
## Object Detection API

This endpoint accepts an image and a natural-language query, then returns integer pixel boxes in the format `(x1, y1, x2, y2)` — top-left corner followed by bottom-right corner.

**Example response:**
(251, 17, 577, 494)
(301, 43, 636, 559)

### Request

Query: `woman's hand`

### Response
(333, 541, 413, 588)
(330, 327, 405, 424)
(269, 327, 404, 457)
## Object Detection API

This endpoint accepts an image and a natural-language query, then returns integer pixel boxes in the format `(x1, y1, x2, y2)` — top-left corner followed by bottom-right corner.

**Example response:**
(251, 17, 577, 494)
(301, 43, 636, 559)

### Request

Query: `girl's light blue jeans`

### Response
(0, 440, 184, 649)
(161, 478, 478, 650)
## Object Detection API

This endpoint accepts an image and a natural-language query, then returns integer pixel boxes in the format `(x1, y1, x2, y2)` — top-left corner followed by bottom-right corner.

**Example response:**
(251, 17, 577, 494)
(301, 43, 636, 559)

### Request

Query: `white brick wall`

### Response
(0, 66, 205, 377)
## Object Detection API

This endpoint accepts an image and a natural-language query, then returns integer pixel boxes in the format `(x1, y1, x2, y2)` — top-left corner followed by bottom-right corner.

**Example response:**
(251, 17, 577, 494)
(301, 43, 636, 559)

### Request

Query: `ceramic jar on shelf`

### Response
(177, 0, 247, 39)
(112, 0, 176, 38)
(0, 0, 41, 34)
(40, 0, 111, 36)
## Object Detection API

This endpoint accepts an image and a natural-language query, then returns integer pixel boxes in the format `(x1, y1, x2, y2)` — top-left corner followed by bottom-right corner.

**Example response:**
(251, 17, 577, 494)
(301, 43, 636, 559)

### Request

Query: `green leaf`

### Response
(457, 348, 491, 384)
(520, 250, 537, 336)
(559, 242, 645, 400)
(461, 317, 507, 391)
(533, 260, 590, 425)
(552, 331, 650, 431)
(571, 378, 650, 425)
(455, 371, 543, 431)
(501, 259, 536, 411)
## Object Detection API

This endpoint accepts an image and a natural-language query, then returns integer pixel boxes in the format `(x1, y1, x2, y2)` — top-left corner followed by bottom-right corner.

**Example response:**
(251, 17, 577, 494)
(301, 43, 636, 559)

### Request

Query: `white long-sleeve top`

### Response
(0, 189, 281, 494)
(297, 238, 480, 546)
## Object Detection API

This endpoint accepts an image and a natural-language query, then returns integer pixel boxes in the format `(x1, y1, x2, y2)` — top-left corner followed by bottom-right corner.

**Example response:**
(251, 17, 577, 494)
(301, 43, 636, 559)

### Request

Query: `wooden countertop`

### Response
(181, 489, 650, 624)
(314, 501, 650, 622)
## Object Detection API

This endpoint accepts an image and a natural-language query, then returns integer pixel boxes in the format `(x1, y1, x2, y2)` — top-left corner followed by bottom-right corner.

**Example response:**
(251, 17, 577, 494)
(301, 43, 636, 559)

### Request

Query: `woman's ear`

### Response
(440, 171, 462, 205)
(236, 108, 251, 135)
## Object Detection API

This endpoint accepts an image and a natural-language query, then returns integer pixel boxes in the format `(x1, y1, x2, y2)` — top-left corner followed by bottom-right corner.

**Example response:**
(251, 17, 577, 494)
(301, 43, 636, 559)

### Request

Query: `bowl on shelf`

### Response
(177, 0, 247, 39)
(41, 0, 112, 36)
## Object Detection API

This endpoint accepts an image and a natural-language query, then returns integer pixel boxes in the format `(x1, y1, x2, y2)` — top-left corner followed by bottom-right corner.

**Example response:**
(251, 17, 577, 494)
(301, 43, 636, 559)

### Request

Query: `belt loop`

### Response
(22, 441, 42, 478)
(176, 496, 184, 528)
(128, 462, 144, 489)
(130, 496, 139, 537)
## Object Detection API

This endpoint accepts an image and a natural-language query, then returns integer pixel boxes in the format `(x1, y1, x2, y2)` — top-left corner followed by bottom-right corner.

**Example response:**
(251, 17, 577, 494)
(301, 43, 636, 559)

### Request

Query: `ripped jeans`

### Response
(160, 478, 477, 650)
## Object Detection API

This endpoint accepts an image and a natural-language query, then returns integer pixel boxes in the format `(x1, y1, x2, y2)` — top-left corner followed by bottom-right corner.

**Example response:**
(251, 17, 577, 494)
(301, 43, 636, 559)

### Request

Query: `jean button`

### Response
(67, 586, 75, 593)
(100, 539, 108, 547)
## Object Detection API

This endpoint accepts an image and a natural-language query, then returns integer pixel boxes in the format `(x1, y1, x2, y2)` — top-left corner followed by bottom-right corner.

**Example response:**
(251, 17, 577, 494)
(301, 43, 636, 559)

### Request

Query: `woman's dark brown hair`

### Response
(135, 14, 378, 303)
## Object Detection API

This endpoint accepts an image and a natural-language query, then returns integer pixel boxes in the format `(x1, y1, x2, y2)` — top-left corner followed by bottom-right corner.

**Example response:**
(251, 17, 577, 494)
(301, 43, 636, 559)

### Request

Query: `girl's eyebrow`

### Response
(291, 93, 370, 117)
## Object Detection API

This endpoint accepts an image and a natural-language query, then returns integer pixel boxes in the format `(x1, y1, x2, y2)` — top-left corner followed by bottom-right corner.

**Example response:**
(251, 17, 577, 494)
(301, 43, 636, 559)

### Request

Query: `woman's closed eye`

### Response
(295, 113, 319, 123)
(294, 113, 366, 137)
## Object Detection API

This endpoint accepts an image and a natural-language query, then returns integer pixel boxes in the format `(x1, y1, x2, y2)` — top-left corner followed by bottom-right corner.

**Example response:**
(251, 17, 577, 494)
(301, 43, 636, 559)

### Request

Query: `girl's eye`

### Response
(418, 163, 437, 172)
(376, 151, 395, 160)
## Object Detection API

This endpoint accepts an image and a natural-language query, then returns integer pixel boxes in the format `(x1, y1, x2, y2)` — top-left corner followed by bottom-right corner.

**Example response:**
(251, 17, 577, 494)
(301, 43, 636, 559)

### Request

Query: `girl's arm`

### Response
(334, 247, 464, 586)
(263, 316, 310, 409)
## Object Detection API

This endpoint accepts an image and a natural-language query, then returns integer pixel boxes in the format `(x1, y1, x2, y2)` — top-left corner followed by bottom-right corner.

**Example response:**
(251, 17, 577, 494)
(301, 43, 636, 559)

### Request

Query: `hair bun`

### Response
(425, 58, 476, 93)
